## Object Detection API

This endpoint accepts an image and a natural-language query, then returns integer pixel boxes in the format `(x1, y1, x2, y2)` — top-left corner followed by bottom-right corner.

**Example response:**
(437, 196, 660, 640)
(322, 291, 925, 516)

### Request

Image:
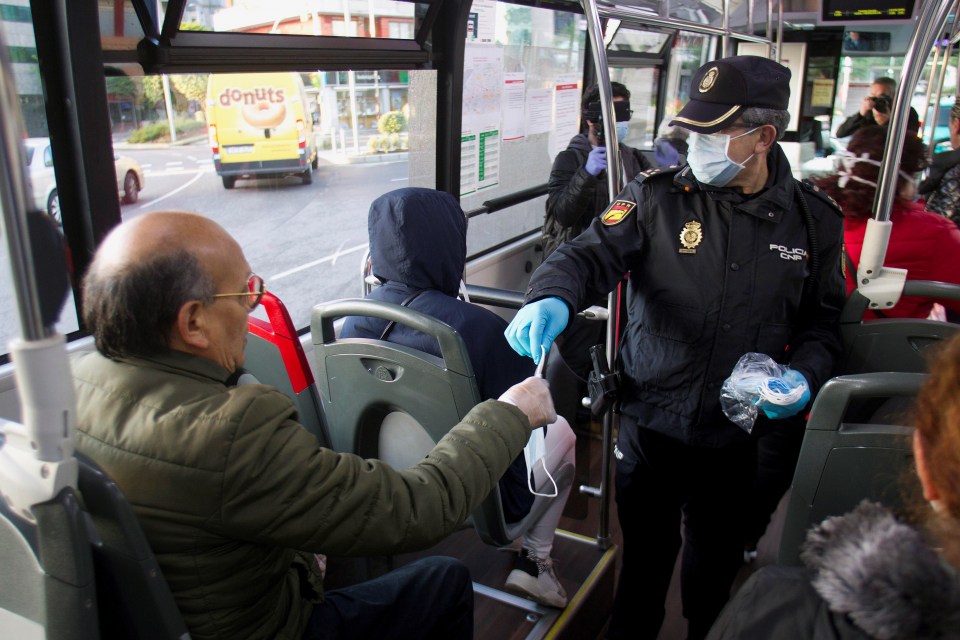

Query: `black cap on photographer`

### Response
(669, 56, 791, 134)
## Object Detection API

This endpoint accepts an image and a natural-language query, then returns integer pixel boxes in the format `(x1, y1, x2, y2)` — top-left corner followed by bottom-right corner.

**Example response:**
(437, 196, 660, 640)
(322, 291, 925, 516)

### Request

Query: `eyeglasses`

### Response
(210, 273, 266, 310)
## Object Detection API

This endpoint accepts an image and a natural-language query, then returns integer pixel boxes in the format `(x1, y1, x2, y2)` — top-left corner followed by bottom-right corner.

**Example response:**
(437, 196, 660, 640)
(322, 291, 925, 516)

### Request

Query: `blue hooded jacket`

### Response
(340, 188, 535, 522)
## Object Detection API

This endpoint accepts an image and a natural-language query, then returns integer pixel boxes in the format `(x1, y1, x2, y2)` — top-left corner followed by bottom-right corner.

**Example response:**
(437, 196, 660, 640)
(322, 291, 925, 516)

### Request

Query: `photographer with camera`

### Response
(542, 83, 653, 400)
(835, 77, 919, 138)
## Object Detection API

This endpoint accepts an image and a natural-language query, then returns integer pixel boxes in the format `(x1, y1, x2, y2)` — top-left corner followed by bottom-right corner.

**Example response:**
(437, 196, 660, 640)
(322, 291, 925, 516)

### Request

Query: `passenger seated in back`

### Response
(341, 187, 576, 608)
(73, 211, 557, 640)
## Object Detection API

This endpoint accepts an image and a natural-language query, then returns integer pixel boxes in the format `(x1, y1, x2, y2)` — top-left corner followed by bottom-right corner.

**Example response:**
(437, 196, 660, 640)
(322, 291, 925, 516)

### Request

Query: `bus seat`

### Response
(75, 452, 189, 640)
(311, 298, 573, 547)
(840, 281, 960, 375)
(0, 489, 99, 639)
(246, 291, 331, 447)
(778, 372, 924, 566)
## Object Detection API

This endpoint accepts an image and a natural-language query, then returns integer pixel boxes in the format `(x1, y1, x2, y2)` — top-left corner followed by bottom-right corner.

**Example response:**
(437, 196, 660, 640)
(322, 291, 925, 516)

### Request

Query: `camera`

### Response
(871, 94, 892, 115)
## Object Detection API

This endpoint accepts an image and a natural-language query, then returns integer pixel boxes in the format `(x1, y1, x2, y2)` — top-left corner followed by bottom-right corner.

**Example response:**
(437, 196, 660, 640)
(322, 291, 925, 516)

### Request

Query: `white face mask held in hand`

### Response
(524, 346, 558, 498)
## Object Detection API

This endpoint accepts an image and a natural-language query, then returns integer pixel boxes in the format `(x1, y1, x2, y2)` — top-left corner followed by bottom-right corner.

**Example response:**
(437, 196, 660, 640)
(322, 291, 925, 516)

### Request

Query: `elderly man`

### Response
(505, 56, 845, 639)
(72, 211, 556, 640)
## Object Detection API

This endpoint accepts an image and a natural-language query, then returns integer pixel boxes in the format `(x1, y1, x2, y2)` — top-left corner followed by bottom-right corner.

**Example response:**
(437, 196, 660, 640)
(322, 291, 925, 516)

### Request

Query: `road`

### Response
(0, 141, 409, 349)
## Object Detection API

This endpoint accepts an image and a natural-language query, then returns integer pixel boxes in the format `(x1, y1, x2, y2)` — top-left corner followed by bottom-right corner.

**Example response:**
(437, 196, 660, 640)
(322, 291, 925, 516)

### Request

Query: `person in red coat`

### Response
(813, 125, 960, 319)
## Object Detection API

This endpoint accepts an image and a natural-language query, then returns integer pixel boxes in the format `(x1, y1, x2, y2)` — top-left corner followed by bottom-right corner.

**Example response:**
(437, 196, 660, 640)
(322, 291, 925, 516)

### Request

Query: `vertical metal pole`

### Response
(0, 28, 45, 341)
(580, 0, 619, 549)
(875, 0, 955, 224)
(927, 0, 960, 160)
(767, 0, 774, 59)
(721, 0, 730, 57)
(775, 1, 783, 63)
(922, 44, 942, 145)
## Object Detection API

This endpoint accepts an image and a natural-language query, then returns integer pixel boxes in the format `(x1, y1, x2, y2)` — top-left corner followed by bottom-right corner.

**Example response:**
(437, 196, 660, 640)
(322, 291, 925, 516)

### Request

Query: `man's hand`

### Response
(504, 297, 570, 363)
(757, 369, 810, 420)
(498, 376, 558, 428)
(585, 146, 607, 176)
(859, 95, 874, 117)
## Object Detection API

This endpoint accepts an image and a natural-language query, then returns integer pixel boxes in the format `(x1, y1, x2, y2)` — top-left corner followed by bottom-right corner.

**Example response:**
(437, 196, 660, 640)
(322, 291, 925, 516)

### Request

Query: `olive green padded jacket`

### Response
(72, 349, 530, 640)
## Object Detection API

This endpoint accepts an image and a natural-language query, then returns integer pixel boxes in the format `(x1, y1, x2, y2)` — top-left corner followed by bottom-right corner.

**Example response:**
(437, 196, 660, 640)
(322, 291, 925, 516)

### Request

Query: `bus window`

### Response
(117, 65, 436, 332)
(459, 2, 587, 259)
(178, 1, 418, 39)
(0, 2, 80, 354)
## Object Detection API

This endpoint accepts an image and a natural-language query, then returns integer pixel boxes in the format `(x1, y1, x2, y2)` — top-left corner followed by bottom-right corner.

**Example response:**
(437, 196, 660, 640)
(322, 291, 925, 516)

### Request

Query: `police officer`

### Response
(504, 56, 845, 640)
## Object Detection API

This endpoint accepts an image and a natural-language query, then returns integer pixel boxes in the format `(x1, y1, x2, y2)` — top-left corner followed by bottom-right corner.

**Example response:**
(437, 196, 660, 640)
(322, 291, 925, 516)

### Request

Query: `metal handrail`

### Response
(875, 0, 956, 225)
(464, 183, 549, 219)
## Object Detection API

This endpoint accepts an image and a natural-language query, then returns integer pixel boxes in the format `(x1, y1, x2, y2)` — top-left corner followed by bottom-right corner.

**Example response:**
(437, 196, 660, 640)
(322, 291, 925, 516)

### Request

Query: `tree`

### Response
(377, 110, 407, 134)
(171, 74, 209, 104)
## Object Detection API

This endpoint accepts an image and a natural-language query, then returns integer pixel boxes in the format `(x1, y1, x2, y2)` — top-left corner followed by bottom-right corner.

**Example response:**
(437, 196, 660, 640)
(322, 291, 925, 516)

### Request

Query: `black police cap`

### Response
(669, 55, 790, 134)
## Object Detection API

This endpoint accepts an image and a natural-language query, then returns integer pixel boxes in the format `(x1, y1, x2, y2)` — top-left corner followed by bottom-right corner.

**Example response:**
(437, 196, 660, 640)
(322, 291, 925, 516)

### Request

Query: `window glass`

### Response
(116, 66, 434, 330)
(609, 66, 659, 149)
(99, 1, 144, 57)
(171, 0, 421, 39)
(608, 28, 669, 55)
(661, 32, 714, 118)
(668, 0, 722, 27)
(0, 0, 81, 352)
(459, 2, 586, 258)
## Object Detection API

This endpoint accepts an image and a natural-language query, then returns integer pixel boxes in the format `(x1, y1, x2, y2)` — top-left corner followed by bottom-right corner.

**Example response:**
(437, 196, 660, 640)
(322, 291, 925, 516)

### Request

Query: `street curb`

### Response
(113, 135, 208, 150)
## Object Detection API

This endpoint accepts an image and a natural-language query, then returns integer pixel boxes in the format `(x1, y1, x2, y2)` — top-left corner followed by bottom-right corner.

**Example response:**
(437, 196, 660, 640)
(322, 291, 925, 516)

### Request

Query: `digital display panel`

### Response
(821, 0, 915, 21)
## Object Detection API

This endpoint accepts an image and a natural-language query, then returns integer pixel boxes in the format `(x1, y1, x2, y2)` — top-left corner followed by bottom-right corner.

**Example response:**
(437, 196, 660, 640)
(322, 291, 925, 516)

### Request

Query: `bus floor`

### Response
(323, 421, 789, 640)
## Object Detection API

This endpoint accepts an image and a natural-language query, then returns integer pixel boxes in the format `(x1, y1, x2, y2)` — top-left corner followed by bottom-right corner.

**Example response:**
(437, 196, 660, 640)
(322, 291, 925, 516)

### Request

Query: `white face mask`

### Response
(523, 426, 558, 497)
(687, 127, 758, 186)
(524, 344, 557, 498)
(837, 151, 916, 190)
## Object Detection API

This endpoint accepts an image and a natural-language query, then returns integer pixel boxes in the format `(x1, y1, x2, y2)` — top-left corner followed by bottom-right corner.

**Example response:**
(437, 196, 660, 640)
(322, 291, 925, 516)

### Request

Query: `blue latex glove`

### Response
(585, 146, 607, 176)
(757, 369, 810, 420)
(504, 297, 570, 364)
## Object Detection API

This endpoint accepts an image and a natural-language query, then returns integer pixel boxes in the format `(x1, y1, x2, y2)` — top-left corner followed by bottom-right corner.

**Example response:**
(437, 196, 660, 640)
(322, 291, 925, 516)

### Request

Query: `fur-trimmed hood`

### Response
(801, 501, 960, 639)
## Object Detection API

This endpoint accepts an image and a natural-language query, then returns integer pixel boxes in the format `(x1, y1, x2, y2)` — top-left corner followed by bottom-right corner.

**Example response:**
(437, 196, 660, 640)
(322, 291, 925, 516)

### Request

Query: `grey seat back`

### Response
(0, 488, 99, 639)
(76, 452, 190, 640)
(840, 281, 960, 374)
(311, 298, 569, 547)
(778, 372, 924, 566)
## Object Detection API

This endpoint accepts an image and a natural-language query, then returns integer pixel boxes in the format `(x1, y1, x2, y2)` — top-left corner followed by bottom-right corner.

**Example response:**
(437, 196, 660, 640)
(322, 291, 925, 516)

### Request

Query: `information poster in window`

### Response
(549, 75, 582, 160)
(466, 0, 497, 44)
(502, 72, 526, 141)
(461, 44, 503, 195)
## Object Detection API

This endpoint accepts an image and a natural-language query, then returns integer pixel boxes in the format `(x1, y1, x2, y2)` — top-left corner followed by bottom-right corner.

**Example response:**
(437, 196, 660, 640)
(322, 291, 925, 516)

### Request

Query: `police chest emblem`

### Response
(679, 221, 703, 254)
(601, 200, 636, 226)
(698, 67, 719, 93)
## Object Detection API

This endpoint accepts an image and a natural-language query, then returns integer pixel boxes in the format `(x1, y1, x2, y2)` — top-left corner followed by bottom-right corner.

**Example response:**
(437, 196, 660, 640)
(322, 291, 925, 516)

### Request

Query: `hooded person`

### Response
(340, 187, 576, 608)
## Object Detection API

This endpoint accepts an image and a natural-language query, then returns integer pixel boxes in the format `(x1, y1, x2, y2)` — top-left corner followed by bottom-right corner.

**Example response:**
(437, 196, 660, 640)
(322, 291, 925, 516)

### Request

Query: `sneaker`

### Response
(505, 548, 568, 608)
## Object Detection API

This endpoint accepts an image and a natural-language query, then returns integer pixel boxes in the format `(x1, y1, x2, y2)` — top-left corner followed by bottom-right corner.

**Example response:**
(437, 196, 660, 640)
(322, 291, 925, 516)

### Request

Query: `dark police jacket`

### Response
(525, 145, 845, 447)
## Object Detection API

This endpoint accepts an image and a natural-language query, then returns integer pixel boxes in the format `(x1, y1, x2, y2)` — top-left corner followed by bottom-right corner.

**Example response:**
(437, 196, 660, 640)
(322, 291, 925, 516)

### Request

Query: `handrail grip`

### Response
(463, 285, 525, 310)
(465, 183, 549, 219)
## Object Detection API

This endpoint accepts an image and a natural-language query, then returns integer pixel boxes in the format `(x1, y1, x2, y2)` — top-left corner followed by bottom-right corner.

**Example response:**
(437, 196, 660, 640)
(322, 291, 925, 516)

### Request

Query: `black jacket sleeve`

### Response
(546, 147, 600, 228)
(529, 180, 648, 314)
(835, 112, 869, 138)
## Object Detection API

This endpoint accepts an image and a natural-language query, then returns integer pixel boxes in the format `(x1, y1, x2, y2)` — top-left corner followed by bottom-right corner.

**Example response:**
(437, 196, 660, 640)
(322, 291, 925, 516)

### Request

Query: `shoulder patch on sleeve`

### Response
(799, 179, 843, 215)
(600, 200, 637, 226)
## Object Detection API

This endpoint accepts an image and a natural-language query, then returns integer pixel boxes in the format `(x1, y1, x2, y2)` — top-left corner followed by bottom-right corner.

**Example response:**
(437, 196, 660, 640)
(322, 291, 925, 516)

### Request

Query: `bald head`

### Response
(92, 211, 239, 280)
(83, 211, 249, 362)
